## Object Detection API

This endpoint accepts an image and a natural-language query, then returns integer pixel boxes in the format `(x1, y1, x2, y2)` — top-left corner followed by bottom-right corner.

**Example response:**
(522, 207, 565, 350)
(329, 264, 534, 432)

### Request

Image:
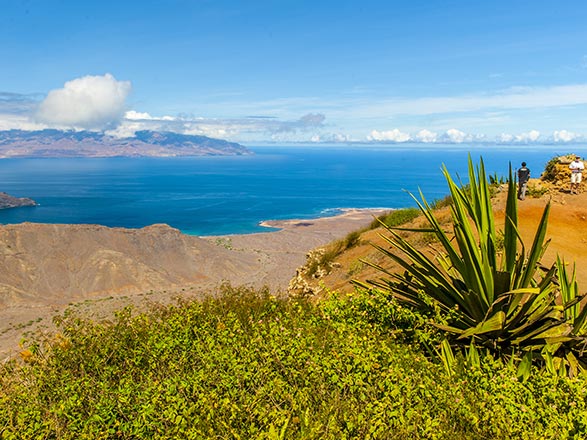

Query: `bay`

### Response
(0, 144, 583, 235)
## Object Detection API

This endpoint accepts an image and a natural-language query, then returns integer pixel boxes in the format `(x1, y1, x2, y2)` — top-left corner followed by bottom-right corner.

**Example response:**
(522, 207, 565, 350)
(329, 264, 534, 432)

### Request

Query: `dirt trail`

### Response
(495, 183, 587, 288)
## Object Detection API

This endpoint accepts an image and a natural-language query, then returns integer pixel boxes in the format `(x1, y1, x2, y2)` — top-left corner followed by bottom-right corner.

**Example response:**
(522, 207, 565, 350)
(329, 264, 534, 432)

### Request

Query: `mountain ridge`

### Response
(0, 129, 251, 158)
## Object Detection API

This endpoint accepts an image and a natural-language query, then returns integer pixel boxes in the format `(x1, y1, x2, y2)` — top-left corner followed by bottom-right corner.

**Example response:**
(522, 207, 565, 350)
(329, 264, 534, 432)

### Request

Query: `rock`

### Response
(0, 192, 37, 209)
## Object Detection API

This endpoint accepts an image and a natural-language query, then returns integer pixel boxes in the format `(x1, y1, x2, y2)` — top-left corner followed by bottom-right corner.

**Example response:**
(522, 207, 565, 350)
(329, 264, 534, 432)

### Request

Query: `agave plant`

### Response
(355, 156, 587, 375)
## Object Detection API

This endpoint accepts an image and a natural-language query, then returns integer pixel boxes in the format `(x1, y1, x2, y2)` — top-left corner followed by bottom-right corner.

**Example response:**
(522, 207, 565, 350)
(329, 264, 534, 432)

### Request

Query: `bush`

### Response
(2, 286, 586, 439)
(370, 207, 420, 229)
(431, 194, 454, 209)
(542, 156, 560, 182)
(526, 183, 549, 198)
(305, 241, 345, 277)
(356, 157, 587, 376)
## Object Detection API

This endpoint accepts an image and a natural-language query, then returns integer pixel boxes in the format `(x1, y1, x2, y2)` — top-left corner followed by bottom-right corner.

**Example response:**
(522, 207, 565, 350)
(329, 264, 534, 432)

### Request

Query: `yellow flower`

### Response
(19, 349, 33, 363)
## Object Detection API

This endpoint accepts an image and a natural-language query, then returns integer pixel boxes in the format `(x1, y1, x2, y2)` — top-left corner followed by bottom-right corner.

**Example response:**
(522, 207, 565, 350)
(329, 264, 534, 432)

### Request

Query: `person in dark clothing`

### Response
(517, 162, 530, 200)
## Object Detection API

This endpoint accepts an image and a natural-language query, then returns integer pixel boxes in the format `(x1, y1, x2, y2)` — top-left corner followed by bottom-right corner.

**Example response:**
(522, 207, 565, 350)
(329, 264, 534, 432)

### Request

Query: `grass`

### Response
(526, 183, 549, 198)
(1, 286, 586, 439)
(305, 207, 425, 279)
(370, 207, 421, 229)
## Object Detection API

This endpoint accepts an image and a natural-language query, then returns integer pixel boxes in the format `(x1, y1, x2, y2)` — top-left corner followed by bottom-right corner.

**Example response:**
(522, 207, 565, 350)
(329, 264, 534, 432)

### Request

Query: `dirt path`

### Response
(495, 184, 587, 288)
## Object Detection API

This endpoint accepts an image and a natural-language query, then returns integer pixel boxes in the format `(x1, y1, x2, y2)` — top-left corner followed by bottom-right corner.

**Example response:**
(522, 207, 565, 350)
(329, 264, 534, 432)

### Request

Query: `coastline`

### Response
(258, 208, 390, 230)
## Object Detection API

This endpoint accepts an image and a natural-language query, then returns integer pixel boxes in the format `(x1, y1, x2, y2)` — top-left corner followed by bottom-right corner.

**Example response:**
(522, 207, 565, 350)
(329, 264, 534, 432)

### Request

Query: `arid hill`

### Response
(0, 210, 384, 360)
(289, 179, 587, 299)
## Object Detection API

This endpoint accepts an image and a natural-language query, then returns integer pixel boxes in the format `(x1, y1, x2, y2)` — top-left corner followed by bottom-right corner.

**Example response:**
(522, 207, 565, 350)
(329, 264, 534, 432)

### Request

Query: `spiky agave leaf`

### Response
(355, 156, 587, 375)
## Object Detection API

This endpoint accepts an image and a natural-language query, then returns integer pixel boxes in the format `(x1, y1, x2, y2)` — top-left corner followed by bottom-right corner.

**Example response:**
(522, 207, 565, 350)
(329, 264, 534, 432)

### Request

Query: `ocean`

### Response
(0, 144, 583, 235)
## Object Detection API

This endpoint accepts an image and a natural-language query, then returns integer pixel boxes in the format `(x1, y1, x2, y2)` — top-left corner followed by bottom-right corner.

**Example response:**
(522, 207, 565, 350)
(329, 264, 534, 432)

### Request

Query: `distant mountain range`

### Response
(0, 130, 251, 158)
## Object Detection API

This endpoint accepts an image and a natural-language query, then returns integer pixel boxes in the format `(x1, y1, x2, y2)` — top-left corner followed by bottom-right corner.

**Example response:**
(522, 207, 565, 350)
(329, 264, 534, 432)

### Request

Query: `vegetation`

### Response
(2, 286, 587, 439)
(305, 208, 423, 278)
(305, 241, 345, 278)
(542, 155, 562, 182)
(356, 157, 587, 377)
(2, 157, 587, 438)
(489, 172, 506, 185)
(430, 194, 454, 210)
(370, 207, 420, 229)
(526, 182, 549, 198)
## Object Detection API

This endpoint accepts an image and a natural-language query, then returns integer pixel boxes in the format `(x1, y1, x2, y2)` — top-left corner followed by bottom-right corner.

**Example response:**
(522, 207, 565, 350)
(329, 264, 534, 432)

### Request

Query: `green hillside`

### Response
(1, 286, 586, 439)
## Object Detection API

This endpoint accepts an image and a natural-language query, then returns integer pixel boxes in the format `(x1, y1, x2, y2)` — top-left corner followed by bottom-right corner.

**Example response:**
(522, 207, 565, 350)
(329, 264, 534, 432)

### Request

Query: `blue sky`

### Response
(2, 0, 587, 144)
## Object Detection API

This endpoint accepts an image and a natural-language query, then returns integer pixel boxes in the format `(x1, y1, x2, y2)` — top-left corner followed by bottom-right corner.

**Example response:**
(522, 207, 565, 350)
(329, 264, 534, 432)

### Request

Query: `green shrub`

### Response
(489, 172, 506, 185)
(1, 286, 586, 438)
(343, 229, 362, 249)
(356, 156, 587, 376)
(430, 194, 453, 209)
(305, 240, 345, 277)
(526, 183, 549, 198)
(370, 207, 420, 229)
(542, 155, 562, 182)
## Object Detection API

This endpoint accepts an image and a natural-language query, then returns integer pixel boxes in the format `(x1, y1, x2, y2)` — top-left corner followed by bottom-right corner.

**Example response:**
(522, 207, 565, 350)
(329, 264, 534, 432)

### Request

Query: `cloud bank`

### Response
(367, 129, 411, 142)
(361, 127, 584, 145)
(36, 74, 131, 130)
(106, 111, 326, 141)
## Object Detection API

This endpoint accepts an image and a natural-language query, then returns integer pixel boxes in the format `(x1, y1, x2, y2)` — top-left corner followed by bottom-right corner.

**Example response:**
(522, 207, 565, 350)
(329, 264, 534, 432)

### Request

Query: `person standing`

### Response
(517, 162, 530, 200)
(569, 156, 585, 194)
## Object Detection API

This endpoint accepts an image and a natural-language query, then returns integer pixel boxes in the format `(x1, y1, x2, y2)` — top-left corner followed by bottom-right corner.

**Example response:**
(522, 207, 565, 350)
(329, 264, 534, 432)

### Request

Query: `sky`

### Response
(2, 0, 587, 144)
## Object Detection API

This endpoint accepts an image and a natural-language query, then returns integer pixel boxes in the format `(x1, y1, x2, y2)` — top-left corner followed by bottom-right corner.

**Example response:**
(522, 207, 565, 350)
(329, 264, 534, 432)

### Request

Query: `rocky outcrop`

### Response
(541, 154, 579, 190)
(288, 247, 342, 297)
(0, 129, 252, 158)
(0, 192, 37, 209)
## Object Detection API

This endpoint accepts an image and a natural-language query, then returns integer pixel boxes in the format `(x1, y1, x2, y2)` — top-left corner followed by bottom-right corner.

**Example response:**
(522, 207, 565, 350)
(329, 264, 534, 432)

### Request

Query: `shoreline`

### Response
(258, 207, 391, 230)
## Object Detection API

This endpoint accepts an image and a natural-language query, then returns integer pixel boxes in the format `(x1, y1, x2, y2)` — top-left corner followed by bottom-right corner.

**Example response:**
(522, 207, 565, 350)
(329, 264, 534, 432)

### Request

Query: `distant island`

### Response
(0, 129, 252, 158)
(0, 192, 37, 209)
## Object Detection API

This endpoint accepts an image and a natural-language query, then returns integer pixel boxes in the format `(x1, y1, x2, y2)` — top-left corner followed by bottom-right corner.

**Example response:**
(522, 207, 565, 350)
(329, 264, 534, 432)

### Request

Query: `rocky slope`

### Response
(0, 192, 37, 209)
(0, 129, 251, 157)
(0, 223, 260, 308)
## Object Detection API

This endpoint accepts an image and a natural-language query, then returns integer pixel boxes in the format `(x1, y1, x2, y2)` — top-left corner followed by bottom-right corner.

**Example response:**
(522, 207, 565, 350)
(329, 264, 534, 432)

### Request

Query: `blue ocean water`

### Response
(0, 144, 583, 235)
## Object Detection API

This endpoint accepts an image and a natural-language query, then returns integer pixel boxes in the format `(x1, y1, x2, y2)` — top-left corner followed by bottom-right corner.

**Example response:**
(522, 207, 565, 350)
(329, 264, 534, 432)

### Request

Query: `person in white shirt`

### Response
(569, 156, 585, 194)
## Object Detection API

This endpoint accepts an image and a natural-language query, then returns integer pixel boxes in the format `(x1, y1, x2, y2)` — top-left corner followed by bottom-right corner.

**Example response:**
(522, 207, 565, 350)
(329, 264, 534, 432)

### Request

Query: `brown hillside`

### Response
(0, 210, 384, 360)
(290, 180, 587, 298)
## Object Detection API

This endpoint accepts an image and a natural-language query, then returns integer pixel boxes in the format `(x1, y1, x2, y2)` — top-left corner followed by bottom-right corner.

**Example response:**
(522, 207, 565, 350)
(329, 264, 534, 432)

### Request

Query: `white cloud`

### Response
(106, 111, 327, 141)
(367, 129, 411, 142)
(415, 129, 437, 143)
(331, 133, 351, 142)
(0, 113, 47, 131)
(515, 130, 541, 143)
(553, 129, 579, 142)
(440, 128, 468, 143)
(124, 110, 155, 120)
(497, 133, 514, 143)
(36, 74, 131, 130)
